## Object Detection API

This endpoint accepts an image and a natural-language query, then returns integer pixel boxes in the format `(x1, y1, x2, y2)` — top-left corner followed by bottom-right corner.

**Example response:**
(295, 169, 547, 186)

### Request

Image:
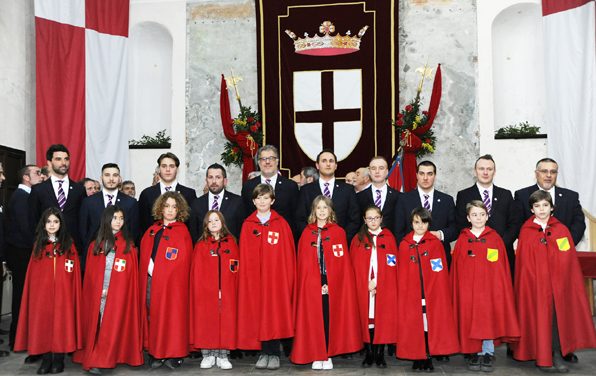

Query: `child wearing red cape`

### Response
(237, 184, 295, 370)
(73, 205, 143, 374)
(397, 207, 459, 371)
(15, 207, 82, 374)
(350, 205, 398, 368)
(139, 192, 193, 370)
(512, 190, 596, 372)
(451, 200, 519, 372)
(190, 210, 239, 370)
(291, 195, 362, 370)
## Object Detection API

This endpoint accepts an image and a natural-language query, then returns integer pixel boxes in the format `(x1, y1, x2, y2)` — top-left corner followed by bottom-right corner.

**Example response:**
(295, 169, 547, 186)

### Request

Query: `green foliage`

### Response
(129, 129, 171, 146)
(495, 121, 541, 137)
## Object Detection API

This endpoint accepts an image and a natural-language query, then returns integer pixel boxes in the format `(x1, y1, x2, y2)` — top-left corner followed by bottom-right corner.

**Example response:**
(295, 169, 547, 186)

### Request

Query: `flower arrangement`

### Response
(221, 106, 263, 168)
(393, 66, 437, 158)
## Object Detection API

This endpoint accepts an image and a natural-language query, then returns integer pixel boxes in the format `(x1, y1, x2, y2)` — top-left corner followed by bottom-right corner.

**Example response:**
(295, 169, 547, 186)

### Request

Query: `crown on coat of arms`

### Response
(285, 21, 369, 56)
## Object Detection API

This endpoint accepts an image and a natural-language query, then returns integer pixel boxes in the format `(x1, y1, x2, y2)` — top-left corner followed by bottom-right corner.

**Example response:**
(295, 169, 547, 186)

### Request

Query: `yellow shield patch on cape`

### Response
(486, 248, 498, 262)
(556, 237, 570, 252)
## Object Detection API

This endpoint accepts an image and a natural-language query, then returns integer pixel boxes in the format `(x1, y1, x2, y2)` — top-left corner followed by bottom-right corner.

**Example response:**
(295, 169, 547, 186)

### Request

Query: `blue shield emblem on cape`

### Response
(386, 254, 396, 267)
(430, 258, 443, 272)
(165, 247, 178, 260)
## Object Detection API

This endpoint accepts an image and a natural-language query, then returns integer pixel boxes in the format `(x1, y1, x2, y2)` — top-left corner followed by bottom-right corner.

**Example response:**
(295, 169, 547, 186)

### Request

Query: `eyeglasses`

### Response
(537, 169, 558, 175)
(365, 216, 382, 222)
(258, 156, 278, 163)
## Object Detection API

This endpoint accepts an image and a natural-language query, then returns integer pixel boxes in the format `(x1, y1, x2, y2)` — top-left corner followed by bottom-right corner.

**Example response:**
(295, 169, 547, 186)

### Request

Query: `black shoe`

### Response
(26, 355, 42, 363)
(480, 353, 494, 372)
(361, 344, 373, 367)
(37, 354, 53, 375)
(434, 355, 449, 362)
(150, 357, 165, 369)
(468, 354, 481, 371)
(412, 360, 424, 371)
(562, 353, 578, 363)
(375, 345, 387, 368)
(423, 358, 434, 372)
(164, 358, 183, 370)
(50, 361, 64, 374)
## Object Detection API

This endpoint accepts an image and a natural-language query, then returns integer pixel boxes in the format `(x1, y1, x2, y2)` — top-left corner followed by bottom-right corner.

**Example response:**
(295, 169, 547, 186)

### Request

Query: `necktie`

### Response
(265, 178, 272, 186)
(323, 182, 331, 198)
(56, 180, 66, 211)
(107, 194, 114, 207)
(374, 189, 382, 208)
(483, 190, 492, 216)
(423, 194, 431, 211)
(165, 186, 172, 192)
(212, 195, 219, 211)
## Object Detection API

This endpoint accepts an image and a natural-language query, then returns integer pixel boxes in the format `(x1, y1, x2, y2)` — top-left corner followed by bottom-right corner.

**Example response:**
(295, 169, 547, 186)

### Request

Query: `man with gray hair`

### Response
(354, 167, 371, 193)
(299, 166, 318, 187)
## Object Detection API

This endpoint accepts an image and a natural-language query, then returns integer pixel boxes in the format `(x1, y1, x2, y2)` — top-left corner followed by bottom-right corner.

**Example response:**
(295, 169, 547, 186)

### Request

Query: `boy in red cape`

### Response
(512, 190, 596, 372)
(190, 210, 239, 370)
(139, 192, 193, 369)
(350, 205, 398, 368)
(237, 184, 295, 370)
(397, 207, 459, 371)
(15, 207, 82, 374)
(73, 206, 143, 374)
(291, 195, 362, 370)
(451, 201, 519, 372)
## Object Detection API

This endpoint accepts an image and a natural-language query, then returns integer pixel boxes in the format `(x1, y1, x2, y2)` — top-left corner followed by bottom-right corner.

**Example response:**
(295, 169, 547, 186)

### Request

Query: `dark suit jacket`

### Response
(296, 179, 360, 243)
(138, 183, 197, 234)
(79, 191, 140, 251)
(356, 185, 400, 233)
(241, 175, 299, 233)
(4, 188, 33, 249)
(189, 190, 246, 243)
(28, 178, 85, 249)
(514, 184, 585, 245)
(393, 188, 457, 264)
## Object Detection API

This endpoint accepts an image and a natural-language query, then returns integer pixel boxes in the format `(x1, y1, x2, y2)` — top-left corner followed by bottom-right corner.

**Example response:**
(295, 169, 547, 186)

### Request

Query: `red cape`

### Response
(451, 227, 520, 353)
(73, 234, 143, 369)
(15, 243, 82, 355)
(291, 223, 362, 364)
(396, 232, 459, 359)
(350, 228, 398, 344)
(139, 221, 193, 359)
(512, 216, 596, 366)
(190, 234, 239, 350)
(237, 210, 296, 349)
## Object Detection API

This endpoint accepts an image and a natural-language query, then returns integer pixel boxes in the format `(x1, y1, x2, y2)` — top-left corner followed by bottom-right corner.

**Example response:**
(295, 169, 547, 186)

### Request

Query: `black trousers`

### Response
(5, 245, 31, 347)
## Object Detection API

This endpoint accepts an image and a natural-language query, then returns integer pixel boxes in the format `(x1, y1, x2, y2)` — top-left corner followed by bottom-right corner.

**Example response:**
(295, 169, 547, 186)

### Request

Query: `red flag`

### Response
(413, 64, 441, 136)
(220, 74, 235, 139)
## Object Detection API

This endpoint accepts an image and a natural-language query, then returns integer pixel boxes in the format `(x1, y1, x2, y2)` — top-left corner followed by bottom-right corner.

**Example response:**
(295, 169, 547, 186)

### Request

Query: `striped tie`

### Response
(56, 180, 66, 211)
(323, 182, 331, 198)
(423, 194, 431, 211)
(374, 189, 382, 208)
(165, 186, 172, 192)
(106, 194, 114, 206)
(483, 190, 492, 216)
(265, 178, 272, 186)
(212, 195, 219, 211)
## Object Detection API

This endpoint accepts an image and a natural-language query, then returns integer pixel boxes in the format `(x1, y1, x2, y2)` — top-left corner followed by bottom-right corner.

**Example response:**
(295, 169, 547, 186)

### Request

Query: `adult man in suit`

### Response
(393, 160, 457, 265)
(296, 149, 360, 243)
(515, 158, 585, 246)
(29, 144, 86, 251)
(189, 163, 246, 242)
(138, 152, 197, 234)
(455, 155, 520, 275)
(0, 163, 8, 357)
(356, 156, 400, 232)
(79, 163, 140, 253)
(515, 157, 585, 364)
(241, 145, 299, 233)
(354, 166, 371, 193)
(4, 165, 42, 350)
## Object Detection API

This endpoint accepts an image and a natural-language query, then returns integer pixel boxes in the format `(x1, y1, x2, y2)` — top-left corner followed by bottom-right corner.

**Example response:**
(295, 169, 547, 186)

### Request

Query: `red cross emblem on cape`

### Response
(114, 258, 126, 272)
(267, 231, 279, 245)
(332, 244, 344, 257)
(64, 259, 74, 273)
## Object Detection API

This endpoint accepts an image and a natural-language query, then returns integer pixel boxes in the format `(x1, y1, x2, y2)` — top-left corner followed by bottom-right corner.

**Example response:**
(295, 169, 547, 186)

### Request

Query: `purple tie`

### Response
(265, 178, 272, 186)
(212, 195, 219, 211)
(165, 186, 172, 192)
(423, 194, 431, 211)
(374, 189, 382, 208)
(323, 183, 331, 198)
(106, 194, 114, 207)
(483, 190, 492, 216)
(56, 180, 66, 211)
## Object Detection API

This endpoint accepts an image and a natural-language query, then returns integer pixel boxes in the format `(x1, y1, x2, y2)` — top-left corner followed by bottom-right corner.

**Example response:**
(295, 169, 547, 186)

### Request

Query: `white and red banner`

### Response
(35, 0, 130, 180)
(542, 0, 596, 214)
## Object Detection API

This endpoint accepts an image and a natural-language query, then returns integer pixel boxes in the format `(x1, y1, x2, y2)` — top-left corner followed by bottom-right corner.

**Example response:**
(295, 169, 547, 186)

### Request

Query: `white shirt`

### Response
(260, 174, 278, 187)
(18, 184, 31, 194)
(319, 177, 336, 197)
(368, 228, 382, 321)
(417, 187, 434, 211)
(160, 180, 178, 194)
(51, 175, 70, 200)
(476, 183, 493, 202)
(102, 189, 119, 207)
(371, 184, 388, 209)
(209, 191, 225, 209)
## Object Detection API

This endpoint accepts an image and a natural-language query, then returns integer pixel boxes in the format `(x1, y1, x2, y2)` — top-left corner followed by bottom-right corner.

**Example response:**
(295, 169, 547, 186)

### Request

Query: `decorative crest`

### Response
(285, 21, 369, 56)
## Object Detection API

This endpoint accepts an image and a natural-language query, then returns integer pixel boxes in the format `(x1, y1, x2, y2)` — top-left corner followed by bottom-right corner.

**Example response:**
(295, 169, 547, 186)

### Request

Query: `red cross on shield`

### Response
(267, 231, 279, 245)
(114, 258, 126, 272)
(65, 259, 74, 273)
(332, 244, 344, 257)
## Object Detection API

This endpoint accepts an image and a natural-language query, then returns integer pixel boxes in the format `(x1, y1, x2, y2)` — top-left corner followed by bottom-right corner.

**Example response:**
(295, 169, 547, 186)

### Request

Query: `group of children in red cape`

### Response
(13, 184, 596, 374)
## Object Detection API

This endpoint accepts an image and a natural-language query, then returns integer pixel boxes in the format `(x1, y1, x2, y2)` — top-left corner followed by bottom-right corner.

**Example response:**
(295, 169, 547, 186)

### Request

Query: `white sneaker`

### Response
(322, 358, 333, 370)
(312, 361, 324, 370)
(255, 354, 269, 369)
(216, 357, 233, 370)
(200, 355, 216, 369)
